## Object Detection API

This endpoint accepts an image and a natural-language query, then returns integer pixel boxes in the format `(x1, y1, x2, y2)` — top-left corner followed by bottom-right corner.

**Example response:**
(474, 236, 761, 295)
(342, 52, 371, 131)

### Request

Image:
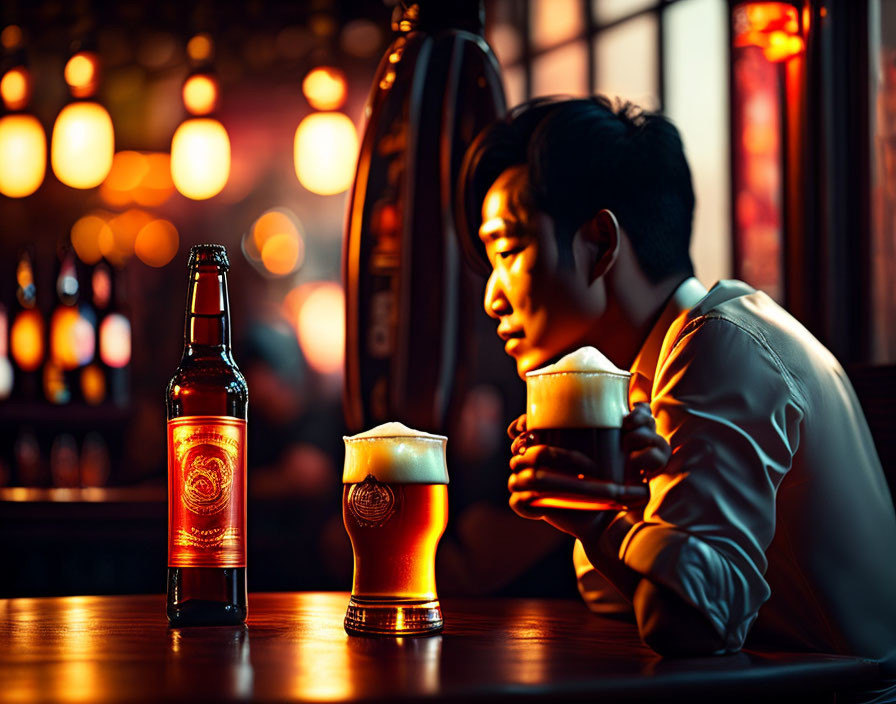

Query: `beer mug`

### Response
(342, 422, 448, 636)
(524, 346, 632, 512)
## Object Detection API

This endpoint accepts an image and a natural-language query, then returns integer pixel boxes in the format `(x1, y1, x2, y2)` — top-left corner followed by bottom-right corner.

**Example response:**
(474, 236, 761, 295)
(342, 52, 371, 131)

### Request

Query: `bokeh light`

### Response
(170, 118, 230, 199)
(81, 364, 106, 405)
(187, 34, 213, 62)
(107, 208, 153, 265)
(247, 208, 305, 276)
(92, 264, 111, 309)
(1, 25, 23, 50)
(302, 67, 347, 111)
(100, 151, 174, 207)
(50, 306, 95, 370)
(293, 112, 358, 195)
(71, 213, 112, 265)
(295, 282, 345, 375)
(0, 356, 11, 400)
(11, 309, 44, 371)
(51, 102, 115, 189)
(134, 218, 179, 267)
(100, 313, 131, 368)
(64, 52, 100, 98)
(182, 74, 218, 115)
(1, 67, 30, 110)
(0, 114, 46, 197)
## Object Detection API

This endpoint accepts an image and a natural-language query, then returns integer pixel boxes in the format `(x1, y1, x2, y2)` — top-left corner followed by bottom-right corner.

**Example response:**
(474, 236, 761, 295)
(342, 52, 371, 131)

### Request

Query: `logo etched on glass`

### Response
(348, 474, 396, 527)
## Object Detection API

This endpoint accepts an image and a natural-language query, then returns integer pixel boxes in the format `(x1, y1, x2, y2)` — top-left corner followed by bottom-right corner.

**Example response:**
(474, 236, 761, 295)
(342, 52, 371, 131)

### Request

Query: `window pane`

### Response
(594, 13, 658, 109)
(593, 0, 658, 26)
(503, 65, 527, 108)
(530, 0, 584, 51)
(870, 0, 896, 362)
(486, 0, 525, 66)
(532, 41, 589, 97)
(664, 0, 731, 286)
(732, 46, 783, 302)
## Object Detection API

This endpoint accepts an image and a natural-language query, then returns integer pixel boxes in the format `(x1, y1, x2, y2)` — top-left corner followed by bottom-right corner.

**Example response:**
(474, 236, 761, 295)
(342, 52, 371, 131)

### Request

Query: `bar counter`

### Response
(0, 592, 880, 703)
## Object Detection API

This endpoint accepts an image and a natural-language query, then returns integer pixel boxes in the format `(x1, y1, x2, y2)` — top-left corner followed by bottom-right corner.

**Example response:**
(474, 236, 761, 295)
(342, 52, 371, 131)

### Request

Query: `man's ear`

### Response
(578, 209, 620, 283)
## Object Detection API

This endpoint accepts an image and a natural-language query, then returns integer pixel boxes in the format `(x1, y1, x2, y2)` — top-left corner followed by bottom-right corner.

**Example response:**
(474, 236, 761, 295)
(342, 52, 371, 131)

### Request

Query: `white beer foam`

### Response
(343, 422, 449, 485)
(526, 346, 631, 429)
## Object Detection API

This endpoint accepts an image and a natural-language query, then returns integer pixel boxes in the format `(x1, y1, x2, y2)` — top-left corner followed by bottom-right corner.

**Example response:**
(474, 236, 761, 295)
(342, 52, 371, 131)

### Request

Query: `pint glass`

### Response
(342, 422, 448, 636)
(524, 347, 632, 512)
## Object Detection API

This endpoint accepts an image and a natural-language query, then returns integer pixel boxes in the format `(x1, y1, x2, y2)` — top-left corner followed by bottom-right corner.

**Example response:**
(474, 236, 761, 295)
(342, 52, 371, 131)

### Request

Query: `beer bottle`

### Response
(166, 244, 248, 626)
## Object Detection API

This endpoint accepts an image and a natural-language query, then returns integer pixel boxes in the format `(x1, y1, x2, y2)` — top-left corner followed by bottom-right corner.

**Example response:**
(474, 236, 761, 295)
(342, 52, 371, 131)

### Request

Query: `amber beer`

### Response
(525, 347, 631, 512)
(166, 244, 248, 626)
(342, 422, 448, 636)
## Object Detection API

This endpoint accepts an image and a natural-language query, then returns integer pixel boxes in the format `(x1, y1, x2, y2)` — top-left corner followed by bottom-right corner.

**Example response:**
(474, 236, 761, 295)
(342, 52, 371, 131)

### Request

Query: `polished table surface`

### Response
(0, 592, 880, 703)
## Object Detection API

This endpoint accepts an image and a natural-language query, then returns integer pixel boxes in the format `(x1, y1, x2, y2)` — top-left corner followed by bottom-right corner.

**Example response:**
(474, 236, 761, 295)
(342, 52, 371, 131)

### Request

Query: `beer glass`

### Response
(524, 346, 632, 511)
(342, 422, 448, 636)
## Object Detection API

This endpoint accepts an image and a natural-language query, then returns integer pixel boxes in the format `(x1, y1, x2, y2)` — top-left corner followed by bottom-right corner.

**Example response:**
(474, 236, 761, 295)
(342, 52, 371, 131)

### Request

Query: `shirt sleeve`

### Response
(607, 316, 804, 652)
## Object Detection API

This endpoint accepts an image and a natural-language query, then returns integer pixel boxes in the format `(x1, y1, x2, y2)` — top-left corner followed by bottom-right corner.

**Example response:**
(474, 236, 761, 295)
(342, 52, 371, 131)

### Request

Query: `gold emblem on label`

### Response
(348, 474, 396, 527)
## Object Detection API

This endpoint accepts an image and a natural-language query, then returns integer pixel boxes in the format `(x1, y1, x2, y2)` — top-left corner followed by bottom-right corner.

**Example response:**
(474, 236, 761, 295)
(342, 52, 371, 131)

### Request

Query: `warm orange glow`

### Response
(1, 25, 23, 50)
(51, 306, 95, 370)
(302, 67, 348, 111)
(51, 102, 115, 188)
(734, 3, 803, 63)
(71, 213, 112, 265)
(187, 34, 213, 62)
(182, 74, 218, 115)
(294, 112, 358, 195)
(107, 208, 153, 265)
(11, 309, 44, 371)
(100, 151, 174, 207)
(100, 313, 131, 368)
(81, 363, 106, 404)
(261, 233, 304, 276)
(134, 218, 179, 267)
(253, 209, 294, 250)
(170, 118, 230, 199)
(296, 282, 345, 375)
(1, 67, 30, 110)
(64, 52, 100, 98)
(0, 114, 46, 197)
(135, 152, 174, 205)
(103, 151, 148, 192)
(92, 265, 111, 308)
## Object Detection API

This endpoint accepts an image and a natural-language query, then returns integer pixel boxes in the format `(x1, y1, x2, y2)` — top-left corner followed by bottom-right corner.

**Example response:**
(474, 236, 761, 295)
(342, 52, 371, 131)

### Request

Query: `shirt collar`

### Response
(629, 277, 707, 400)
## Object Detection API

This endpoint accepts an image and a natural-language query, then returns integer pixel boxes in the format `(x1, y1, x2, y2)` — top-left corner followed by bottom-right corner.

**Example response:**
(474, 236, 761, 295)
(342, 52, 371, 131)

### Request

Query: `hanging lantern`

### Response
(51, 51, 114, 189)
(171, 38, 230, 200)
(294, 112, 358, 195)
(0, 65, 46, 198)
(302, 67, 348, 111)
(171, 117, 230, 199)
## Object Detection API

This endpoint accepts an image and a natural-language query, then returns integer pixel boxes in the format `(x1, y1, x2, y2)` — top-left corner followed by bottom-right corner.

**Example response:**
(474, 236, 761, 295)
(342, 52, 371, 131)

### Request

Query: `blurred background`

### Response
(0, 0, 893, 599)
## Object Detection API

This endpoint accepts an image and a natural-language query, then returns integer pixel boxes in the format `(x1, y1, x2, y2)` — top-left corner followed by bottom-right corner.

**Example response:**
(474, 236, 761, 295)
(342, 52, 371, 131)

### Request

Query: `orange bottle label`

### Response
(168, 416, 246, 568)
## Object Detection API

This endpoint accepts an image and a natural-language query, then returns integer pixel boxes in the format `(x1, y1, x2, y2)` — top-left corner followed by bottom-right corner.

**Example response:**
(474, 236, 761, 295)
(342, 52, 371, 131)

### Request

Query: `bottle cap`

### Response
(188, 244, 230, 270)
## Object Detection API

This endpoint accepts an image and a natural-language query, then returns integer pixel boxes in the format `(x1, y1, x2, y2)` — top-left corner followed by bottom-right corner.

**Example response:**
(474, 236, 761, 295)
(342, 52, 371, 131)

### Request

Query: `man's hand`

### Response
(505, 403, 670, 540)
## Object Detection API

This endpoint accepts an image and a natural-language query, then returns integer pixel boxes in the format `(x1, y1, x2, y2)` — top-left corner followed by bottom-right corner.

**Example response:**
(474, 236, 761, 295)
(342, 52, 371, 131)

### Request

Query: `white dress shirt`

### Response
(574, 278, 896, 659)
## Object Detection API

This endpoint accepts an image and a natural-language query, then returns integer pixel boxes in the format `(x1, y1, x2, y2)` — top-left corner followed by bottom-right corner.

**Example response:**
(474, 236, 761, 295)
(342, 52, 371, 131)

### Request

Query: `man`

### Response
(457, 96, 896, 660)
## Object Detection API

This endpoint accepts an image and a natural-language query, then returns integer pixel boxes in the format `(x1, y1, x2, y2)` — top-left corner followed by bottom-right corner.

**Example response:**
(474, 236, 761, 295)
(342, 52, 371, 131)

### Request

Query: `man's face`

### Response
(479, 165, 601, 378)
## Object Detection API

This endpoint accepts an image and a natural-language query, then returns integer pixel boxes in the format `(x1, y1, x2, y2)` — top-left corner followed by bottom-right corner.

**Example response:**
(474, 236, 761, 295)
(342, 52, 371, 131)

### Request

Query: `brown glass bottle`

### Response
(166, 244, 248, 626)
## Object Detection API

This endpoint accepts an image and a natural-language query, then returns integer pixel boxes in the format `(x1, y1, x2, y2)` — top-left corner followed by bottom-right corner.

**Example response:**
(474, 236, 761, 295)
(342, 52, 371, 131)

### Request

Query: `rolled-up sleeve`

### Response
(607, 317, 804, 652)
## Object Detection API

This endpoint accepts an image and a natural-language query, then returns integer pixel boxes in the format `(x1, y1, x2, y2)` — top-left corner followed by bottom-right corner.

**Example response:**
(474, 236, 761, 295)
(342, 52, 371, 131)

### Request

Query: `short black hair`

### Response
(457, 96, 695, 282)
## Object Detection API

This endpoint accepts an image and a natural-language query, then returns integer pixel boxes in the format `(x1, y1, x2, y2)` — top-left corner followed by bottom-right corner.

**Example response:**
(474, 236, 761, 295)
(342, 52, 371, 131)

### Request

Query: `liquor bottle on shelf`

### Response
(96, 261, 131, 406)
(46, 248, 86, 405)
(166, 244, 248, 626)
(9, 250, 44, 402)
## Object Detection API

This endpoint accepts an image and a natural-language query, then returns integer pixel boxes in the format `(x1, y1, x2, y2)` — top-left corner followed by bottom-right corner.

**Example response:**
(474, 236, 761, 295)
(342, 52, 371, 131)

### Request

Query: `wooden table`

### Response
(0, 593, 880, 703)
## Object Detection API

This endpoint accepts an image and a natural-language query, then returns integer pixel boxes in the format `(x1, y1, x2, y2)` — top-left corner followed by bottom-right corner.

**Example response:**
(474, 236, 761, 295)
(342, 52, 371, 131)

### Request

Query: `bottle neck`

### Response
(183, 265, 231, 353)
